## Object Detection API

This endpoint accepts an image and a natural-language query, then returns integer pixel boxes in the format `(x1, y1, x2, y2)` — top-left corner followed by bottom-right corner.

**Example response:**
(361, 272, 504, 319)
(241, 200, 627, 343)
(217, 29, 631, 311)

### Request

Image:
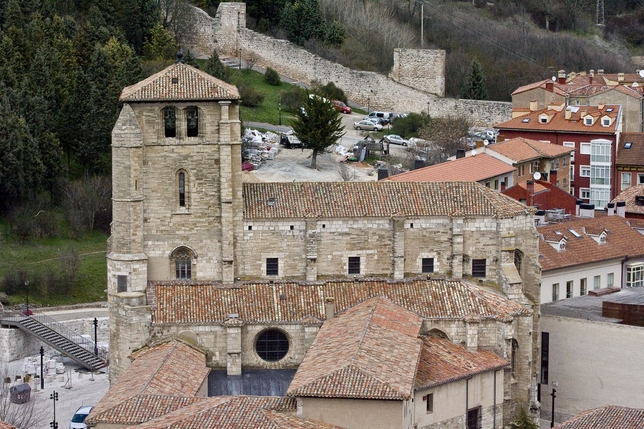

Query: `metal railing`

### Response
(0, 308, 97, 355)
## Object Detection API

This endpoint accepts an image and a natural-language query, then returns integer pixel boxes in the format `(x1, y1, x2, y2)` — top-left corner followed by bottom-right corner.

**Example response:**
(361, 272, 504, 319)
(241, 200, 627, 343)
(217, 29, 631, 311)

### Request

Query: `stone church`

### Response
(107, 61, 541, 428)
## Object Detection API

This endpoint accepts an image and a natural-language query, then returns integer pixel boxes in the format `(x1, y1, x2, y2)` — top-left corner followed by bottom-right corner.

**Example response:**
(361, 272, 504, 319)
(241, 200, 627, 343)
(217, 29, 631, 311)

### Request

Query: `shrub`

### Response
(264, 67, 281, 86)
(279, 87, 307, 112)
(313, 81, 347, 103)
(390, 113, 431, 138)
(7, 196, 58, 243)
(237, 82, 265, 107)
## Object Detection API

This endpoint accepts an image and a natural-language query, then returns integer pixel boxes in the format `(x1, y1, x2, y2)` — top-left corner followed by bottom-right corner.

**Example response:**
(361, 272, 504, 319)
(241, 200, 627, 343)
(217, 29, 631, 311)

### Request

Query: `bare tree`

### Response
(156, 0, 197, 48)
(244, 52, 260, 72)
(337, 162, 356, 181)
(64, 175, 112, 235)
(0, 366, 48, 428)
(419, 115, 472, 165)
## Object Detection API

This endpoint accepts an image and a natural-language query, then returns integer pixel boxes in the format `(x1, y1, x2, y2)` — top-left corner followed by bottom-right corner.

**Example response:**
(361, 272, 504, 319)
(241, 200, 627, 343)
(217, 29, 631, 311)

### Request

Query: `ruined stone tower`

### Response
(107, 60, 241, 381)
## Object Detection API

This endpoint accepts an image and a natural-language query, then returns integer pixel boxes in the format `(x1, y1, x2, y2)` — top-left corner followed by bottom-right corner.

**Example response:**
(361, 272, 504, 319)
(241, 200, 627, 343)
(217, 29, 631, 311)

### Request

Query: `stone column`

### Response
(218, 101, 236, 284)
(465, 316, 480, 352)
(224, 317, 244, 376)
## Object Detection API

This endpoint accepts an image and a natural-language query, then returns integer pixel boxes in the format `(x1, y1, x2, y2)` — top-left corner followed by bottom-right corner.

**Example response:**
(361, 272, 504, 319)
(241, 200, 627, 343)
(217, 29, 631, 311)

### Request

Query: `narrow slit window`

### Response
(186, 106, 199, 137)
(179, 172, 186, 207)
(117, 275, 127, 293)
(422, 258, 434, 273)
(348, 257, 360, 275)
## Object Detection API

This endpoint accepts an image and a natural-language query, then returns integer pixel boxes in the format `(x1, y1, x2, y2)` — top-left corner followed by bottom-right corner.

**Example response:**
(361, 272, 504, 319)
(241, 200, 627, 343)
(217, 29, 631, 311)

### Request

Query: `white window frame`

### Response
(563, 142, 575, 162)
(602, 118, 610, 126)
(570, 165, 575, 181)
(580, 188, 591, 199)
(580, 143, 591, 155)
(591, 140, 611, 164)
(552, 283, 559, 301)
(622, 172, 632, 190)
(580, 166, 591, 177)
(593, 275, 601, 290)
(590, 166, 611, 185)
(607, 272, 614, 288)
(584, 117, 593, 126)
(639, 174, 644, 185)
(627, 263, 644, 288)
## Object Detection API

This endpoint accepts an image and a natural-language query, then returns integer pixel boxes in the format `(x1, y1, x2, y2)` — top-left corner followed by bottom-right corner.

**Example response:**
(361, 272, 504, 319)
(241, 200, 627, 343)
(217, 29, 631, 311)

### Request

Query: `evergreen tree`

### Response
(462, 58, 487, 100)
(183, 49, 197, 67)
(290, 92, 344, 169)
(280, 0, 325, 46)
(205, 48, 229, 82)
(143, 24, 178, 61)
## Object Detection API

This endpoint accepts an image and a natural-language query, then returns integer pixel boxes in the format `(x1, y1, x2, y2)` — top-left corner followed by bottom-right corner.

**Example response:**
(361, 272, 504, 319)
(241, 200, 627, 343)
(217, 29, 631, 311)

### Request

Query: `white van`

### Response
(367, 111, 394, 125)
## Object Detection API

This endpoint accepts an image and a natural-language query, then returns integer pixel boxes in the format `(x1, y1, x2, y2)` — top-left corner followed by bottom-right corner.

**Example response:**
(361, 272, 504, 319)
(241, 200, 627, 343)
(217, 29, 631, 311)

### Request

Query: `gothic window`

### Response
(511, 339, 519, 378)
(255, 329, 289, 362)
(514, 249, 523, 274)
(186, 106, 199, 137)
(172, 248, 193, 280)
(163, 107, 177, 138)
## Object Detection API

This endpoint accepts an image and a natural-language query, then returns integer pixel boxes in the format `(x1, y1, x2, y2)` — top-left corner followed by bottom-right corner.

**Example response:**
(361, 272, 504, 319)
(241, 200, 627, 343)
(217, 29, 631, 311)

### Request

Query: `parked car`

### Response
(280, 132, 303, 148)
(332, 100, 352, 114)
(363, 116, 385, 126)
(70, 405, 94, 429)
(354, 120, 383, 132)
(367, 111, 394, 125)
(384, 134, 409, 146)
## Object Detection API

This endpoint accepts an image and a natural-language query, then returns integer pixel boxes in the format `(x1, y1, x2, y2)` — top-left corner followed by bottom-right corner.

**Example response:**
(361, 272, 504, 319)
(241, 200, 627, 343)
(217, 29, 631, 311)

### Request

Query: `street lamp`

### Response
(50, 391, 58, 429)
(417, 0, 424, 49)
(278, 101, 282, 126)
(367, 97, 370, 114)
(39, 346, 44, 390)
(93, 318, 99, 356)
(239, 48, 242, 71)
(550, 385, 557, 427)
(24, 280, 31, 316)
(427, 101, 430, 116)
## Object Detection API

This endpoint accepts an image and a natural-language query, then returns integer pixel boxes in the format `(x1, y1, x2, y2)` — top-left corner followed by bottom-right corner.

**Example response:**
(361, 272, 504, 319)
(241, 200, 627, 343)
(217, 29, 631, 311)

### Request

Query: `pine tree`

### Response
(462, 58, 487, 100)
(290, 92, 345, 169)
(205, 48, 229, 82)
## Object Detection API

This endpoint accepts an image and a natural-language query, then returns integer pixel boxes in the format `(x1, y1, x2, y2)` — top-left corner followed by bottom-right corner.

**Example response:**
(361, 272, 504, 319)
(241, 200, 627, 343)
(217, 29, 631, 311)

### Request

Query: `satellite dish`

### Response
(552, 76, 556, 81)
(533, 172, 542, 180)
(471, 150, 477, 157)
(483, 140, 489, 146)
(633, 82, 639, 87)
(639, 70, 644, 78)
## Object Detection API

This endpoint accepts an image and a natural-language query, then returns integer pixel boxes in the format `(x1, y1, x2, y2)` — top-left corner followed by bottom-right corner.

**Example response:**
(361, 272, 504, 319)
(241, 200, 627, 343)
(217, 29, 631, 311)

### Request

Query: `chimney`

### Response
(607, 202, 615, 216)
(558, 70, 566, 84)
(590, 69, 594, 76)
(589, 75, 593, 84)
(377, 165, 389, 180)
(576, 199, 583, 216)
(616, 201, 626, 217)
(530, 100, 538, 111)
(550, 169, 558, 186)
(618, 73, 624, 82)
(598, 103, 605, 110)
(546, 81, 554, 92)
(579, 203, 595, 218)
(565, 108, 572, 120)
(526, 180, 534, 206)
(476, 140, 485, 149)
(324, 297, 335, 319)
(535, 210, 546, 225)
(414, 157, 425, 170)
(456, 149, 465, 159)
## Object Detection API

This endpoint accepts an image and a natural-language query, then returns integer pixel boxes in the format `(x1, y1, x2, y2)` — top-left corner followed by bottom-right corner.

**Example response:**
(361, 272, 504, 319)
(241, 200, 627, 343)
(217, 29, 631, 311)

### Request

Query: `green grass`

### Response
(229, 69, 299, 125)
(0, 222, 108, 306)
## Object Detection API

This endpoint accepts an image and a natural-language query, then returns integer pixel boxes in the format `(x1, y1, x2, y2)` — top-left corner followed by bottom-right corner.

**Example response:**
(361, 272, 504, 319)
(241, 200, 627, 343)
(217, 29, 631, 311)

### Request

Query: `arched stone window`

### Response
(171, 247, 195, 280)
(514, 249, 524, 274)
(427, 328, 450, 340)
(163, 107, 177, 138)
(186, 106, 199, 137)
(178, 171, 186, 207)
(175, 169, 189, 210)
(511, 339, 519, 378)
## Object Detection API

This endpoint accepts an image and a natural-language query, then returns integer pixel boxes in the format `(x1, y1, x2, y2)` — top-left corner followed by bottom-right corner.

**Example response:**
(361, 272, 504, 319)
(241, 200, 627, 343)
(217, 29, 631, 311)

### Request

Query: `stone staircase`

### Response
(0, 311, 106, 371)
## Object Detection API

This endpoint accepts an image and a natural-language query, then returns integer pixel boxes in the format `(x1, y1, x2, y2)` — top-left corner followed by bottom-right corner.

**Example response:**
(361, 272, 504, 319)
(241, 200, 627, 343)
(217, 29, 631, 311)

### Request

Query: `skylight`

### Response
(522, 118, 530, 123)
(605, 108, 614, 112)
(624, 142, 633, 149)
(568, 229, 582, 238)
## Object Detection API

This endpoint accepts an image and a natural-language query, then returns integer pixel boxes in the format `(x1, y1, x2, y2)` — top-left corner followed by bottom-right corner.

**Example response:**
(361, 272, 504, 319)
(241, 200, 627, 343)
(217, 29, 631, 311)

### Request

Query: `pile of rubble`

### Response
(242, 129, 282, 171)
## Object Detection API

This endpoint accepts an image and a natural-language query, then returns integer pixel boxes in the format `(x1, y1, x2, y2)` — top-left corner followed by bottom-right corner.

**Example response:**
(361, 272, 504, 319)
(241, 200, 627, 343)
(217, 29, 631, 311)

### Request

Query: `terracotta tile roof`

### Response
(0, 421, 16, 429)
(515, 180, 548, 194)
(616, 133, 644, 166)
(120, 62, 239, 102)
(86, 340, 210, 425)
(606, 84, 644, 98)
(122, 396, 344, 429)
(243, 181, 529, 219)
(511, 79, 568, 97)
(537, 216, 644, 271)
(496, 104, 620, 134)
(612, 185, 644, 216)
(554, 405, 644, 429)
(489, 137, 575, 163)
(287, 297, 423, 400)
(414, 335, 507, 390)
(86, 395, 203, 426)
(150, 279, 530, 325)
(382, 154, 515, 183)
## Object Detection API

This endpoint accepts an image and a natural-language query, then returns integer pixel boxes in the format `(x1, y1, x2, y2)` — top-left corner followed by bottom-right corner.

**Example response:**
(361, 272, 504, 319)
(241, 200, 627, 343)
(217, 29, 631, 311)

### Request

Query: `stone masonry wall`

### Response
(186, 2, 511, 127)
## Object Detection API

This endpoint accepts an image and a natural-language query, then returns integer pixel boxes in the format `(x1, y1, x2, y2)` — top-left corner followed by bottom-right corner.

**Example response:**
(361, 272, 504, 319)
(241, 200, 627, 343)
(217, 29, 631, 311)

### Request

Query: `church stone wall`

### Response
(186, 3, 511, 127)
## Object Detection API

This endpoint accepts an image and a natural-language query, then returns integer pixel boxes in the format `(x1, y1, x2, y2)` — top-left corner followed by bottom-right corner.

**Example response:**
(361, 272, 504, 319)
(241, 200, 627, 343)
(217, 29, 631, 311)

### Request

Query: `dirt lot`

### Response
(245, 113, 409, 183)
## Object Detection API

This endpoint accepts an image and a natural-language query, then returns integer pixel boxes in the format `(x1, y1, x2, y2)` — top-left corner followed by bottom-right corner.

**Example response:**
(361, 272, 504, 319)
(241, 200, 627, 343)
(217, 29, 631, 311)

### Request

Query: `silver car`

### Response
(384, 134, 409, 146)
(354, 120, 383, 131)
